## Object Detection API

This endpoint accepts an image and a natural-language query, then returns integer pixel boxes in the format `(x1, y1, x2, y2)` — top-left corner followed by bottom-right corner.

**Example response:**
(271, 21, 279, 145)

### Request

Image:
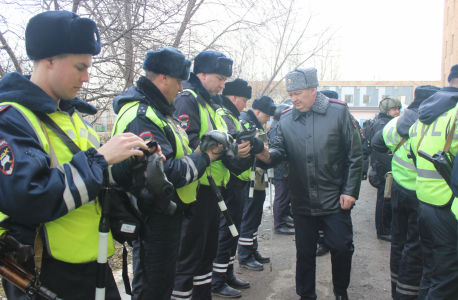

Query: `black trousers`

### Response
(417, 201, 458, 300)
(376, 182, 392, 235)
(294, 211, 354, 300)
(238, 185, 265, 264)
(3, 258, 120, 300)
(212, 180, 246, 290)
(172, 185, 220, 300)
(390, 180, 422, 300)
(130, 208, 183, 300)
(273, 179, 290, 228)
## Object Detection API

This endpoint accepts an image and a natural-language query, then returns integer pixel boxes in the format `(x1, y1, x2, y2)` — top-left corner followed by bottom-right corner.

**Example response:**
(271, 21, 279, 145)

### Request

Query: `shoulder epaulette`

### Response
(282, 108, 292, 114)
(0, 104, 10, 113)
(181, 91, 190, 96)
(328, 98, 347, 106)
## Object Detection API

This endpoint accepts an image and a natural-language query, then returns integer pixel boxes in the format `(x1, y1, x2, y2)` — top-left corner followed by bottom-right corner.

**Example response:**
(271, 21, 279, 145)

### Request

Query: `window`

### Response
(345, 95, 353, 103)
(363, 95, 372, 104)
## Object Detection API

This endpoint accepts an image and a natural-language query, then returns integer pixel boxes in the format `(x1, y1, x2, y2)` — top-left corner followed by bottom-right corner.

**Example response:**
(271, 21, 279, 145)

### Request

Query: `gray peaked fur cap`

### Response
(285, 67, 319, 92)
(143, 47, 191, 81)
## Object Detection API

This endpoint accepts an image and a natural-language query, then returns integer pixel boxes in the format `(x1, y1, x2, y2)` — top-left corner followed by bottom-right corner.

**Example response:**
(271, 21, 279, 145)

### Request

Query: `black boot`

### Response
(334, 290, 349, 300)
(274, 226, 295, 235)
(239, 260, 264, 271)
(227, 277, 250, 289)
(316, 244, 330, 256)
(212, 284, 242, 298)
(254, 250, 270, 263)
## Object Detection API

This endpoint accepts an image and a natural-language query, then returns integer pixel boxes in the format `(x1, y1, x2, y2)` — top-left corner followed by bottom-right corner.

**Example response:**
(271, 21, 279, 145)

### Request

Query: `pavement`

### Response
(118, 179, 392, 299)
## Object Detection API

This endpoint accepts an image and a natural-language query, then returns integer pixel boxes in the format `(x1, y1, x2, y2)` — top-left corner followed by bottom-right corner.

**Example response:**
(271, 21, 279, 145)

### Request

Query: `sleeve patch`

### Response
(179, 114, 190, 130)
(0, 104, 10, 113)
(139, 131, 154, 142)
(0, 139, 14, 175)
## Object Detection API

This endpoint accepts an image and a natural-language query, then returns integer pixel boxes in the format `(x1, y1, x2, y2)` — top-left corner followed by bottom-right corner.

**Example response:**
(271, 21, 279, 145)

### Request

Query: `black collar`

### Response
(187, 72, 212, 104)
(246, 109, 264, 130)
(136, 76, 175, 116)
(221, 95, 240, 118)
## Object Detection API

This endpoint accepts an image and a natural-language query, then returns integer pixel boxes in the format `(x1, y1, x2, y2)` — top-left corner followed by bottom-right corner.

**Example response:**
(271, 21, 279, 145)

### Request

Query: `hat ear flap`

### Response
(181, 59, 191, 81)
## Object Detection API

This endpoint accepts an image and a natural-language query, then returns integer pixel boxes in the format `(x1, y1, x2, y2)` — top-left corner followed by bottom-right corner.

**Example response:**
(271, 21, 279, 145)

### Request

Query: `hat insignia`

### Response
(94, 32, 97, 41)
(229, 64, 232, 71)
(287, 78, 291, 84)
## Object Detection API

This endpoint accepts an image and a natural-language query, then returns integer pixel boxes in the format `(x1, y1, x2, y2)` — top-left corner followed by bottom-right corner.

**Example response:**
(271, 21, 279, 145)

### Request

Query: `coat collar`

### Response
(292, 92, 329, 120)
(136, 76, 175, 117)
(246, 109, 264, 131)
(221, 94, 240, 118)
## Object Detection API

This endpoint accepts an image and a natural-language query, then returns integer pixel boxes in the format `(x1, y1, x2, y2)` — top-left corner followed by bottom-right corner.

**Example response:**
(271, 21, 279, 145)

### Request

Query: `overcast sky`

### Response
(303, 0, 444, 81)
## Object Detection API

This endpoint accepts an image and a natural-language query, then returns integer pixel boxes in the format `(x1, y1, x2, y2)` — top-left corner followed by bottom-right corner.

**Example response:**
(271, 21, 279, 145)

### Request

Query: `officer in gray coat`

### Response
(256, 67, 363, 300)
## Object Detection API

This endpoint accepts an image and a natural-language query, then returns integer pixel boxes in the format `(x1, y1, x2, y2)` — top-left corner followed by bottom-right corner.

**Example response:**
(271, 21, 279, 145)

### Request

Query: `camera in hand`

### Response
(200, 130, 238, 158)
(236, 120, 265, 155)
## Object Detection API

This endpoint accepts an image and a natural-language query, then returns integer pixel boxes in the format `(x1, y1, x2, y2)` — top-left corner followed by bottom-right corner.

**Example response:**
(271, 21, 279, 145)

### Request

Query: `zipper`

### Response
(25, 150, 43, 169)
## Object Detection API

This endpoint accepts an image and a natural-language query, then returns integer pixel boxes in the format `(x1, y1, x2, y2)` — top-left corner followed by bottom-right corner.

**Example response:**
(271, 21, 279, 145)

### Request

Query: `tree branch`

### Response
(0, 30, 22, 74)
(172, 0, 204, 48)
(72, 0, 81, 13)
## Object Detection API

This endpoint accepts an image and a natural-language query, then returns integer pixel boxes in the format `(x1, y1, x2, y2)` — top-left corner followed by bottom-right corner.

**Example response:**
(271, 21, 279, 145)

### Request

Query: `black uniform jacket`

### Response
(263, 92, 363, 216)
(112, 76, 210, 193)
(269, 119, 289, 179)
(371, 113, 394, 183)
(173, 73, 251, 176)
(371, 100, 423, 155)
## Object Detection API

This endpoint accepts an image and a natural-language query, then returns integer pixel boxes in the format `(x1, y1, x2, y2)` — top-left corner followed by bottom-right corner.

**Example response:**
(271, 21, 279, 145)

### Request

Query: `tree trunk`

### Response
(0, 31, 23, 74)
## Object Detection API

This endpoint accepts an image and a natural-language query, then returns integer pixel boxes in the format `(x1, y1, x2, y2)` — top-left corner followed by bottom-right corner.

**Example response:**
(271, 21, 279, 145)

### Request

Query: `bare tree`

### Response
(313, 37, 341, 81)
(0, 0, 336, 125)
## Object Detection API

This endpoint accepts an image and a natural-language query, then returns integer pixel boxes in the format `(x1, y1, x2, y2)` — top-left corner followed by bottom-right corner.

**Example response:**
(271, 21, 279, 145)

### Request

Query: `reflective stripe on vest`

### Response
(184, 89, 230, 186)
(2, 102, 114, 263)
(382, 117, 417, 190)
(409, 106, 458, 210)
(112, 101, 198, 203)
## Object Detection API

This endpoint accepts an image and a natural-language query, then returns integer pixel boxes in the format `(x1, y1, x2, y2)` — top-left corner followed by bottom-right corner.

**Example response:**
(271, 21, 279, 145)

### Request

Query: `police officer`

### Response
(211, 78, 257, 298)
(255, 67, 362, 300)
(409, 66, 458, 300)
(372, 86, 439, 299)
(268, 103, 294, 235)
(372, 96, 402, 241)
(317, 90, 369, 257)
(172, 51, 234, 299)
(238, 96, 276, 271)
(0, 11, 149, 299)
(110, 47, 223, 299)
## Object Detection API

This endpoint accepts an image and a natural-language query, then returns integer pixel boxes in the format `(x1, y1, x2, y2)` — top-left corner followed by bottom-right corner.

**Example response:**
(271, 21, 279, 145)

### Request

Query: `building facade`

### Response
(319, 81, 441, 124)
(442, 0, 458, 86)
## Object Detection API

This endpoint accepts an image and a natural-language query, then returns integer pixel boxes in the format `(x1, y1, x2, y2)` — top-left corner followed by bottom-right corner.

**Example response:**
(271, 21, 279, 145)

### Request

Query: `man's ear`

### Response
(43, 57, 54, 69)
(161, 74, 168, 84)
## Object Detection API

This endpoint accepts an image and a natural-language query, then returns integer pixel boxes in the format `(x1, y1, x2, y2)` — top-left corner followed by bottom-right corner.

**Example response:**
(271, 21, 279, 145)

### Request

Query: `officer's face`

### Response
(231, 96, 249, 112)
(387, 107, 401, 117)
(200, 73, 227, 96)
(163, 76, 183, 104)
(289, 88, 317, 112)
(255, 110, 271, 126)
(48, 54, 92, 101)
